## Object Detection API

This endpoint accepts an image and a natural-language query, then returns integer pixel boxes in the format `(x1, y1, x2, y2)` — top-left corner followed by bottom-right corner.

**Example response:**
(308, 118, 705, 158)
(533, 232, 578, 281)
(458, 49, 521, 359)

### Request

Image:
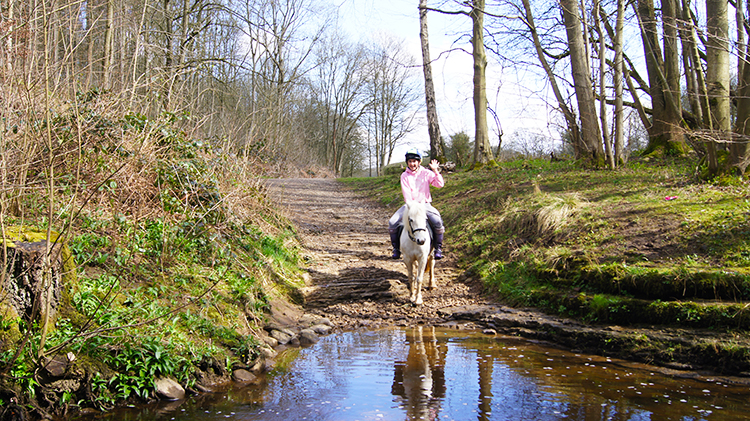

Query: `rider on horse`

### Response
(388, 148, 445, 260)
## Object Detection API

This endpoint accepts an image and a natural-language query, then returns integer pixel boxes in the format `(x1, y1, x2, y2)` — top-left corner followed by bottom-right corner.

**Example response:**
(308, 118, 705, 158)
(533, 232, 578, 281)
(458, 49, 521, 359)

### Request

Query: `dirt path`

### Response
(264, 178, 491, 329)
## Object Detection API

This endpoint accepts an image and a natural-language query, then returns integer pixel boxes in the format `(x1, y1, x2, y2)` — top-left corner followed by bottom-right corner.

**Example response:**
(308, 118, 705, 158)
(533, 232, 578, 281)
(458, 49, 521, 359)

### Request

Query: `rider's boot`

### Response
(389, 230, 401, 259)
(433, 232, 444, 260)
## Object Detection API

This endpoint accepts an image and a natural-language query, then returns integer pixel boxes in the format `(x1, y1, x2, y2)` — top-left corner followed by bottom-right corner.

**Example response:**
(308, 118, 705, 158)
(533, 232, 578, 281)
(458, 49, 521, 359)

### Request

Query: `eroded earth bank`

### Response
(264, 178, 750, 384)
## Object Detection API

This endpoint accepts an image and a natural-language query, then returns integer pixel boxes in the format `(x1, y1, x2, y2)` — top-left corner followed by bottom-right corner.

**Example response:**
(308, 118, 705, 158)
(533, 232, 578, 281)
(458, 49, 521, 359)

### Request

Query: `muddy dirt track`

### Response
(263, 178, 750, 381)
(263, 177, 490, 328)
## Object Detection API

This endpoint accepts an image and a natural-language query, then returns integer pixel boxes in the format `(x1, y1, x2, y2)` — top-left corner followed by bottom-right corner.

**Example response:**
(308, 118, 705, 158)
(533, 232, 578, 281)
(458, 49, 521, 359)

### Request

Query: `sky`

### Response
(333, 0, 557, 161)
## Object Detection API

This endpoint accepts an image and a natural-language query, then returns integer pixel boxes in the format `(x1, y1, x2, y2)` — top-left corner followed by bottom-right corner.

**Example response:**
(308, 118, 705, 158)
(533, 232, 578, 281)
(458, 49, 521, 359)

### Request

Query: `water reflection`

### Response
(69, 327, 750, 421)
(392, 326, 446, 420)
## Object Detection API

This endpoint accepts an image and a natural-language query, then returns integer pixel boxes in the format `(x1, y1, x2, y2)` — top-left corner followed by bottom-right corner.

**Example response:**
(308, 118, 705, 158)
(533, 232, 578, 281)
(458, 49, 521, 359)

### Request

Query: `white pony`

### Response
(400, 201, 436, 305)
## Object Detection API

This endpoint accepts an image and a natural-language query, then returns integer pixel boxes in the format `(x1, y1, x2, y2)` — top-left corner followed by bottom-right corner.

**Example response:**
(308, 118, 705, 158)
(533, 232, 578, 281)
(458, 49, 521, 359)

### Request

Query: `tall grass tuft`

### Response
(496, 192, 584, 240)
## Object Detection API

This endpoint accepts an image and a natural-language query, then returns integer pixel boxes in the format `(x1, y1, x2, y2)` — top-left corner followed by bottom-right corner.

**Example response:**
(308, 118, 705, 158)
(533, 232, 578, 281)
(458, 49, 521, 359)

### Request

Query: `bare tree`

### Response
(517, 0, 583, 159)
(419, 0, 445, 162)
(507, 129, 553, 158)
(103, 0, 114, 89)
(738, 0, 746, 79)
(421, 0, 494, 167)
(706, 0, 730, 176)
(308, 34, 369, 175)
(679, 0, 706, 128)
(635, 0, 686, 155)
(231, 0, 330, 170)
(470, 0, 495, 166)
(594, 0, 614, 169)
(560, 0, 603, 164)
(732, 1, 750, 174)
(613, 0, 626, 164)
(734, 44, 750, 174)
(364, 37, 420, 174)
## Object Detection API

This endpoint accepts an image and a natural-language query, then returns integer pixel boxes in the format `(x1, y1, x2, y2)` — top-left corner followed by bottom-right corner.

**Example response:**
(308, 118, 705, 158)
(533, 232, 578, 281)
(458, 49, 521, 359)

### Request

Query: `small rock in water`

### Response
(312, 324, 332, 335)
(299, 329, 320, 345)
(232, 369, 259, 384)
(482, 329, 497, 335)
(270, 329, 293, 345)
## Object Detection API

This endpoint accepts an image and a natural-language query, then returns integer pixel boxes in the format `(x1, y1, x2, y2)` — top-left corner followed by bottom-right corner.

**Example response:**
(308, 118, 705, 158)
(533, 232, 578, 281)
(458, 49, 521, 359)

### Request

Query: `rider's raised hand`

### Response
(429, 159, 440, 173)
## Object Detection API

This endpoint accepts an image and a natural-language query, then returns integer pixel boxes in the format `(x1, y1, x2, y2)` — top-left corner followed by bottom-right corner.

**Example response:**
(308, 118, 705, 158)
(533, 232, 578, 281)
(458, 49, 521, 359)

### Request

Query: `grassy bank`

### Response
(343, 157, 750, 331)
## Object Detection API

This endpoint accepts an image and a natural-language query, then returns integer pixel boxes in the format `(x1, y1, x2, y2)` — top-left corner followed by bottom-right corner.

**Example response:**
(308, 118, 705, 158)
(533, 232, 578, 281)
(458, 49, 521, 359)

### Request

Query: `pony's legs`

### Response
(425, 254, 436, 289)
(405, 257, 417, 302)
(412, 256, 428, 305)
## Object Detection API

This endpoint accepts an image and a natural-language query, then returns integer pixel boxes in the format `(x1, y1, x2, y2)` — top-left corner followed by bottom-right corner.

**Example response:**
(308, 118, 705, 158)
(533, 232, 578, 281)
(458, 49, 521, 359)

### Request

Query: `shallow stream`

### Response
(73, 327, 750, 420)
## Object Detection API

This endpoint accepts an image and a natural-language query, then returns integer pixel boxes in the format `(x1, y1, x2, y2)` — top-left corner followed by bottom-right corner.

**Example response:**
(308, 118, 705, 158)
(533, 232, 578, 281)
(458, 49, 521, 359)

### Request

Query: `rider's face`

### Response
(407, 159, 420, 171)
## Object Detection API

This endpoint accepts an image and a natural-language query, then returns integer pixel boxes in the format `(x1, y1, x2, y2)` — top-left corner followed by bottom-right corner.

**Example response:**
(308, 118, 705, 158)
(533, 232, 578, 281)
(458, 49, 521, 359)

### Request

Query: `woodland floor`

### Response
(263, 178, 750, 383)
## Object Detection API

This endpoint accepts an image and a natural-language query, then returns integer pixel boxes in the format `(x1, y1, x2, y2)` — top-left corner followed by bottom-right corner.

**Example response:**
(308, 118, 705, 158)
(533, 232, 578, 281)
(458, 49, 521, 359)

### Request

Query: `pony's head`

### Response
(403, 201, 429, 246)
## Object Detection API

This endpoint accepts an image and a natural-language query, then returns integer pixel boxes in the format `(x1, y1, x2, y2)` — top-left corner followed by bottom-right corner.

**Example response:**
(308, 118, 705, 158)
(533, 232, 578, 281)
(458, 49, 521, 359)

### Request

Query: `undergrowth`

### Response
(0, 92, 302, 415)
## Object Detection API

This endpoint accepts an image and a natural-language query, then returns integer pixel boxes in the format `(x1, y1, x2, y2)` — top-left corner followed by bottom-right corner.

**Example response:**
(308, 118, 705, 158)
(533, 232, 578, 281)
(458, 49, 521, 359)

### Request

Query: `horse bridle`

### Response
(407, 218, 429, 243)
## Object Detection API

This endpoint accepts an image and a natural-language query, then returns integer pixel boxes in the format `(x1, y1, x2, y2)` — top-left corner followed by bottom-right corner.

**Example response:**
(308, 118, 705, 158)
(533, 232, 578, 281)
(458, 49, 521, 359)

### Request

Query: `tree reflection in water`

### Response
(392, 326, 447, 420)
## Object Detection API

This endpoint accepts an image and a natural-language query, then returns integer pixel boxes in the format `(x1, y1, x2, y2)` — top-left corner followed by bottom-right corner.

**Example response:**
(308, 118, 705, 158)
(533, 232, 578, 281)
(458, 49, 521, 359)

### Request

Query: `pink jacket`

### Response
(400, 166, 444, 203)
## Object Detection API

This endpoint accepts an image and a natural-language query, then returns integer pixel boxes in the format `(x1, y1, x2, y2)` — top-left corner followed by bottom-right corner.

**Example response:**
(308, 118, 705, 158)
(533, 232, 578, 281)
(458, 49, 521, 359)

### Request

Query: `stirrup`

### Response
(434, 246, 444, 260)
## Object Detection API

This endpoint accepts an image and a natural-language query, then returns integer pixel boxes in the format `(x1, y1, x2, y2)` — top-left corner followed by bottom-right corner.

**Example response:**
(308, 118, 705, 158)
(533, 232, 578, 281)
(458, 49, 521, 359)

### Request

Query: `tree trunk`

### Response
(686, 0, 712, 129)
(163, 0, 174, 111)
(561, 0, 603, 164)
(419, 0, 445, 162)
(470, 0, 495, 167)
(636, 0, 686, 154)
(521, 0, 582, 158)
(738, 0, 746, 78)
(103, 0, 114, 90)
(734, 47, 750, 175)
(662, 0, 683, 135)
(613, 0, 626, 164)
(733, 4, 750, 174)
(3, 238, 67, 328)
(679, 0, 703, 127)
(4, 0, 13, 76)
(706, 0, 730, 176)
(130, 0, 150, 110)
(595, 0, 614, 169)
(86, 0, 97, 90)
